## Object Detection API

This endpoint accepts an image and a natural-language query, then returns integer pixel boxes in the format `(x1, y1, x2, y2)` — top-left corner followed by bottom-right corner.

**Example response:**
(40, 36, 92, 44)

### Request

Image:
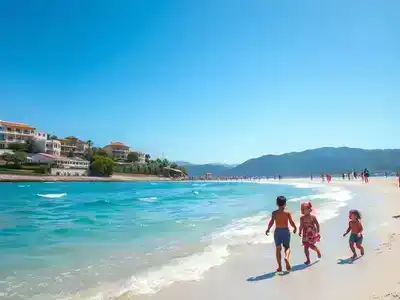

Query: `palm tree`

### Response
(86, 140, 93, 149)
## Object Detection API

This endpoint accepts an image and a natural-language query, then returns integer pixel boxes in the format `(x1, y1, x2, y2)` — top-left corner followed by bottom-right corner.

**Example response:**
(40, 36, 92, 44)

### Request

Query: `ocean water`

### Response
(0, 181, 352, 300)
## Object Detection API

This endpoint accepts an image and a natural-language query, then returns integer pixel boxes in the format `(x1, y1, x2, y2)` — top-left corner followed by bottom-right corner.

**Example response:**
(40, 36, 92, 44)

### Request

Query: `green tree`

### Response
(84, 148, 94, 162)
(177, 165, 188, 176)
(1, 153, 14, 164)
(127, 152, 139, 163)
(161, 159, 169, 168)
(12, 151, 27, 166)
(170, 162, 178, 169)
(145, 154, 151, 163)
(86, 140, 93, 148)
(8, 142, 27, 152)
(95, 148, 108, 157)
(48, 134, 58, 140)
(25, 140, 35, 153)
(90, 155, 115, 177)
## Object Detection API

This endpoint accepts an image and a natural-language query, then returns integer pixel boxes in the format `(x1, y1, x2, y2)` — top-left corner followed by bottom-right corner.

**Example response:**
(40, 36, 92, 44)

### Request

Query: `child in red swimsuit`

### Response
(299, 202, 321, 264)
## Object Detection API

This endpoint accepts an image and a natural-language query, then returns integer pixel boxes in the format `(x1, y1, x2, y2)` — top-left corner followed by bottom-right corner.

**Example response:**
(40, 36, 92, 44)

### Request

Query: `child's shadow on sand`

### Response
(337, 256, 361, 265)
(247, 261, 319, 282)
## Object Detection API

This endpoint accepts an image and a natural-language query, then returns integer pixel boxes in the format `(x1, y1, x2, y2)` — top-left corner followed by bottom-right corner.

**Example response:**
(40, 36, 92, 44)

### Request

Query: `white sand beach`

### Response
(131, 177, 400, 300)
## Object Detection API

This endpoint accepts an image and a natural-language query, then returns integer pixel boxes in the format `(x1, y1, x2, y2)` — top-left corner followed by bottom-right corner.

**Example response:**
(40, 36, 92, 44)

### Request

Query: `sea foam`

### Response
(138, 197, 158, 203)
(37, 193, 67, 199)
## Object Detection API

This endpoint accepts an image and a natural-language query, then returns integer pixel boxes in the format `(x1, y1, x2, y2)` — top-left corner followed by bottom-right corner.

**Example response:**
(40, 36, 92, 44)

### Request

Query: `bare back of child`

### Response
(266, 196, 297, 272)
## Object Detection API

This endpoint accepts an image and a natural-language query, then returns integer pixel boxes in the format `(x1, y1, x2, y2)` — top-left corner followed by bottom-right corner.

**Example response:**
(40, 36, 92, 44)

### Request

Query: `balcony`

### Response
(0, 129, 35, 136)
(5, 139, 26, 144)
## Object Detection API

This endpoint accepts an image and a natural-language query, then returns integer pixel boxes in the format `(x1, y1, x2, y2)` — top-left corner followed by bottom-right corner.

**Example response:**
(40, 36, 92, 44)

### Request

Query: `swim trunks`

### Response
(349, 233, 363, 244)
(274, 228, 291, 248)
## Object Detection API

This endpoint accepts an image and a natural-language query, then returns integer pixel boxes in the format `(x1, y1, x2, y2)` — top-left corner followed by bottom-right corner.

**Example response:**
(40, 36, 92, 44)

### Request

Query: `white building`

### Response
(0, 120, 36, 149)
(34, 139, 62, 156)
(45, 140, 62, 156)
(31, 153, 90, 176)
(34, 132, 48, 140)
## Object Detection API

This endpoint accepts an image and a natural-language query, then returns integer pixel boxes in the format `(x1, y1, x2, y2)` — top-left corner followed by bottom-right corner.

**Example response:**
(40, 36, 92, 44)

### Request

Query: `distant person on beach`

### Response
(326, 174, 332, 183)
(342, 173, 345, 180)
(321, 173, 325, 182)
(310, 173, 313, 180)
(364, 168, 370, 183)
(397, 171, 400, 188)
(343, 209, 364, 259)
(353, 171, 358, 180)
(265, 196, 297, 272)
(299, 202, 321, 265)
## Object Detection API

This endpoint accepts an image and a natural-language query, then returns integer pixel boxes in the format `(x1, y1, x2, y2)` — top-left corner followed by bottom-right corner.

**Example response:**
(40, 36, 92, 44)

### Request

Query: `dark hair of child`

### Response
(350, 209, 362, 220)
(276, 196, 287, 207)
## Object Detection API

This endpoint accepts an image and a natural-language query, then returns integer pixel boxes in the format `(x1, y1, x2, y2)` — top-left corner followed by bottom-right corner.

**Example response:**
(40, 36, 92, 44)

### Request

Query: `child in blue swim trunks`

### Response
(343, 209, 364, 259)
(266, 196, 297, 272)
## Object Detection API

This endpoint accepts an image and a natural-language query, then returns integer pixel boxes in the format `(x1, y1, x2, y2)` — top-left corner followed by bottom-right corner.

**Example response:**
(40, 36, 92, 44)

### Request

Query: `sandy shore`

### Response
(0, 173, 172, 182)
(133, 177, 400, 300)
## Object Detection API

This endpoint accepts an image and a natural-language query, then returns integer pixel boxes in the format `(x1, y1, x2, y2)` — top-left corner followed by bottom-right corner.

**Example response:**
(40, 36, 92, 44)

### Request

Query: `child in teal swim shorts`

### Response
(343, 209, 364, 259)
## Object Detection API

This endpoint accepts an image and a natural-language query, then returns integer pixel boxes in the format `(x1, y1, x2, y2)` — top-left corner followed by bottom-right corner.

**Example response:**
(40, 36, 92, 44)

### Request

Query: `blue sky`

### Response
(1, 1, 399, 164)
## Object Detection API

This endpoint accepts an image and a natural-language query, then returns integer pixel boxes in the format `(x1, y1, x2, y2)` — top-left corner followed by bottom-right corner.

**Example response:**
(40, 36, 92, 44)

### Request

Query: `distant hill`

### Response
(182, 163, 236, 177)
(224, 147, 400, 177)
(174, 161, 192, 166)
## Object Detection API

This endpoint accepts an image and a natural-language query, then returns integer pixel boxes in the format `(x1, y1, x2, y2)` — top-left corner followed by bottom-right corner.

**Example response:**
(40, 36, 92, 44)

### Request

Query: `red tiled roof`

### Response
(0, 120, 36, 129)
(106, 141, 130, 148)
(37, 153, 59, 159)
(36, 153, 89, 163)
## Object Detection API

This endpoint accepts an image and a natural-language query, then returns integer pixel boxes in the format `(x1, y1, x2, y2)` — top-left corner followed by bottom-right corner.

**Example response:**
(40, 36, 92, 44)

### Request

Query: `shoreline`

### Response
(0, 173, 172, 182)
(130, 177, 400, 300)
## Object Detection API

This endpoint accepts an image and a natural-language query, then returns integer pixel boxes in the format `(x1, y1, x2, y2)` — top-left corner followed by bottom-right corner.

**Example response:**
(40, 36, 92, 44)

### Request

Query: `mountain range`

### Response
(179, 147, 400, 177)
(175, 162, 237, 177)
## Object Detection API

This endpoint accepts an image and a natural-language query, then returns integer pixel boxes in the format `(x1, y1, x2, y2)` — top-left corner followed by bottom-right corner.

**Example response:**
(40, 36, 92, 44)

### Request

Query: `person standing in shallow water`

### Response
(266, 196, 297, 272)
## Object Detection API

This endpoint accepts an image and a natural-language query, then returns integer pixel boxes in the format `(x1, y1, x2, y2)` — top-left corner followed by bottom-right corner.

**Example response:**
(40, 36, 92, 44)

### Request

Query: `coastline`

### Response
(129, 177, 400, 300)
(2, 176, 399, 299)
(0, 173, 172, 182)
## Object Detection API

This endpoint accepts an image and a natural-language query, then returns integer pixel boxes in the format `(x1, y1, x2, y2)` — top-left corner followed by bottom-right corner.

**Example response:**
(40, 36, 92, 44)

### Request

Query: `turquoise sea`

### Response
(0, 181, 352, 299)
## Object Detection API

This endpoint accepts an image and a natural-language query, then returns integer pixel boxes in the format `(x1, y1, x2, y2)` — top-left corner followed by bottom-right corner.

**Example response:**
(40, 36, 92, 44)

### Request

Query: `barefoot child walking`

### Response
(266, 196, 297, 272)
(299, 202, 321, 264)
(343, 209, 364, 259)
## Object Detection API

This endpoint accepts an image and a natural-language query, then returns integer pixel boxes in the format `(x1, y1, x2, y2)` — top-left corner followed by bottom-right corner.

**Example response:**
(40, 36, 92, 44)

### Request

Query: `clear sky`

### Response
(1, 1, 399, 164)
